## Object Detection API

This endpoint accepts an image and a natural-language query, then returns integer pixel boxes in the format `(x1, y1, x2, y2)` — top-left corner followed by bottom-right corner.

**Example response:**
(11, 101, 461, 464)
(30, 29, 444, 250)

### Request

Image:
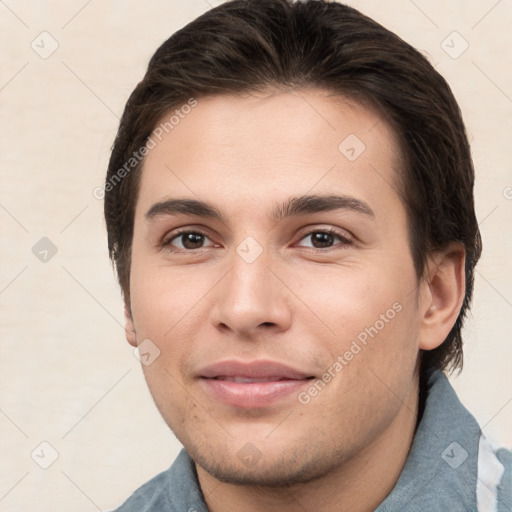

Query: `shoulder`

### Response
(110, 467, 173, 512)
(377, 369, 511, 511)
(110, 449, 208, 512)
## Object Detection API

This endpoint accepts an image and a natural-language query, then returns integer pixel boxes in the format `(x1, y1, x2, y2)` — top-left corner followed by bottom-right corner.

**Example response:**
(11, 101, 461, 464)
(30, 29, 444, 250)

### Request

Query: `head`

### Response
(104, 0, 481, 487)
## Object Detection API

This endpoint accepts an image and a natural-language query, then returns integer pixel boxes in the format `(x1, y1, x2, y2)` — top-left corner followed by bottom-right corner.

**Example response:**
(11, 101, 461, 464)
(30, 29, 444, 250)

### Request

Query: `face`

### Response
(126, 89, 427, 486)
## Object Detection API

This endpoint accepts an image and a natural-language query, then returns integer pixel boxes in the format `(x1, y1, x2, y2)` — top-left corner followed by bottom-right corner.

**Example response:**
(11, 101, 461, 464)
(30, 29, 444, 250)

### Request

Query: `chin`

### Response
(188, 437, 344, 488)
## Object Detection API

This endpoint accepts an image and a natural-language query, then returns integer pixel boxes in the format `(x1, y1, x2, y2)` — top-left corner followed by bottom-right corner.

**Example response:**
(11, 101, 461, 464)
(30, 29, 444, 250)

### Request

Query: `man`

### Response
(104, 0, 511, 510)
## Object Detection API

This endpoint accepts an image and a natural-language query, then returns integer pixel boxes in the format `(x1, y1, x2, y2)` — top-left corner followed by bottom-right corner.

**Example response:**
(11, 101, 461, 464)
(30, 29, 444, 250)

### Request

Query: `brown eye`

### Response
(163, 230, 213, 250)
(297, 229, 352, 250)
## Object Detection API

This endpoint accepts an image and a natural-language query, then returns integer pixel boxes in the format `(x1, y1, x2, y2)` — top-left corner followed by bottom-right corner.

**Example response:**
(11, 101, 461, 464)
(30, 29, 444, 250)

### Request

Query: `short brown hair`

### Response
(105, 0, 481, 373)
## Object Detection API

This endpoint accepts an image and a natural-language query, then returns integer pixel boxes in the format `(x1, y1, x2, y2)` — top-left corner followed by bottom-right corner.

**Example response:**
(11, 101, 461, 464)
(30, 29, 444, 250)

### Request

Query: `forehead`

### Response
(135, 89, 404, 224)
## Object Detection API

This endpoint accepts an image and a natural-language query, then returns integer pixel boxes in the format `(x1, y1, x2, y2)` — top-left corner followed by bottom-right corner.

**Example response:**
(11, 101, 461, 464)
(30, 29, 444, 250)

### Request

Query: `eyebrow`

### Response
(145, 194, 375, 223)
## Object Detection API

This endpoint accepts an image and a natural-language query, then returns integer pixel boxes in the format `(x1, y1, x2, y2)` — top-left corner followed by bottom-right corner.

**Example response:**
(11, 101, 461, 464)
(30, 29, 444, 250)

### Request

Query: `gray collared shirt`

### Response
(112, 370, 511, 511)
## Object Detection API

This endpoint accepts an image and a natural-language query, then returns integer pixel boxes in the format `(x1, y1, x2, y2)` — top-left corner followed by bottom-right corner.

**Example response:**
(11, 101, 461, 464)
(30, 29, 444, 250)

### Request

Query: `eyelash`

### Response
(162, 227, 352, 253)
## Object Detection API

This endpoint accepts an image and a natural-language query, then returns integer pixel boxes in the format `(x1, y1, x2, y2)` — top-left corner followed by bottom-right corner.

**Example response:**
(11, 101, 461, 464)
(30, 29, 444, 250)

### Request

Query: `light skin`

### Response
(124, 89, 465, 511)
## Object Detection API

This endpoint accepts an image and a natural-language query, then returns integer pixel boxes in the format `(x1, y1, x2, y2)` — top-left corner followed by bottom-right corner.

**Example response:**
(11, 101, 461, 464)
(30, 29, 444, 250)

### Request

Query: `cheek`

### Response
(295, 264, 416, 344)
(129, 257, 212, 339)
(299, 266, 421, 401)
(303, 273, 420, 420)
(128, 264, 205, 412)
(140, 362, 205, 441)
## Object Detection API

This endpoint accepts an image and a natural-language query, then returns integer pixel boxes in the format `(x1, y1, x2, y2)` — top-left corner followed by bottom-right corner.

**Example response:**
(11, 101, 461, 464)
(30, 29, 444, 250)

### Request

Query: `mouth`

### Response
(198, 360, 315, 408)
(212, 376, 308, 383)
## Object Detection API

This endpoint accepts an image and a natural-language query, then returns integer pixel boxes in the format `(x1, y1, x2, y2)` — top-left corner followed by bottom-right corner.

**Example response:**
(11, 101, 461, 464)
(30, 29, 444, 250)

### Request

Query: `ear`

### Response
(124, 301, 137, 347)
(418, 242, 466, 351)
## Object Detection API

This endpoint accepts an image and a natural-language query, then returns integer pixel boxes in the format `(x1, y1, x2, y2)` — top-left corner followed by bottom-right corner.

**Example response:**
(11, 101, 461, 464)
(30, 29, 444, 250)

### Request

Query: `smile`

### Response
(197, 360, 315, 408)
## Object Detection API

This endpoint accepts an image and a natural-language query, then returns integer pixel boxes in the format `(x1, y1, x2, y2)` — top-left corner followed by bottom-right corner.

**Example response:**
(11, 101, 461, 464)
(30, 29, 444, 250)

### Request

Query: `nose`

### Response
(209, 244, 293, 338)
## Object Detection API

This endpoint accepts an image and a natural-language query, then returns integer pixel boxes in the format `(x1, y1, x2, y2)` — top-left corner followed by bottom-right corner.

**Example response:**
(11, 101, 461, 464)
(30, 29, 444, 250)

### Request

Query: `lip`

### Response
(198, 359, 314, 409)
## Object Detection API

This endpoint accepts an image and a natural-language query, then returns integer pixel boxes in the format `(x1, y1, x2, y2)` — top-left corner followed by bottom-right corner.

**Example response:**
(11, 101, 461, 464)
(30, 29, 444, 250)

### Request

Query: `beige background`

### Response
(1, 1, 511, 510)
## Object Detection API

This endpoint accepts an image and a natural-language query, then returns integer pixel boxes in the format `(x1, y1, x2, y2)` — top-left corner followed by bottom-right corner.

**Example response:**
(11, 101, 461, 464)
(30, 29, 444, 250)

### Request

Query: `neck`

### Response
(196, 374, 421, 512)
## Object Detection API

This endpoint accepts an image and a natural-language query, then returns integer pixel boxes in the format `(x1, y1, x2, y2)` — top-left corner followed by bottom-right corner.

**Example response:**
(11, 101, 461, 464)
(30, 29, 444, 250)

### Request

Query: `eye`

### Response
(296, 228, 352, 250)
(162, 227, 352, 252)
(163, 229, 215, 250)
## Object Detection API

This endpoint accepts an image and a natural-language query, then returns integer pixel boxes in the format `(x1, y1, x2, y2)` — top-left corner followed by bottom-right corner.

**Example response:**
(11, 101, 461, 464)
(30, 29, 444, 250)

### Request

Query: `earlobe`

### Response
(418, 243, 466, 351)
(124, 302, 137, 347)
